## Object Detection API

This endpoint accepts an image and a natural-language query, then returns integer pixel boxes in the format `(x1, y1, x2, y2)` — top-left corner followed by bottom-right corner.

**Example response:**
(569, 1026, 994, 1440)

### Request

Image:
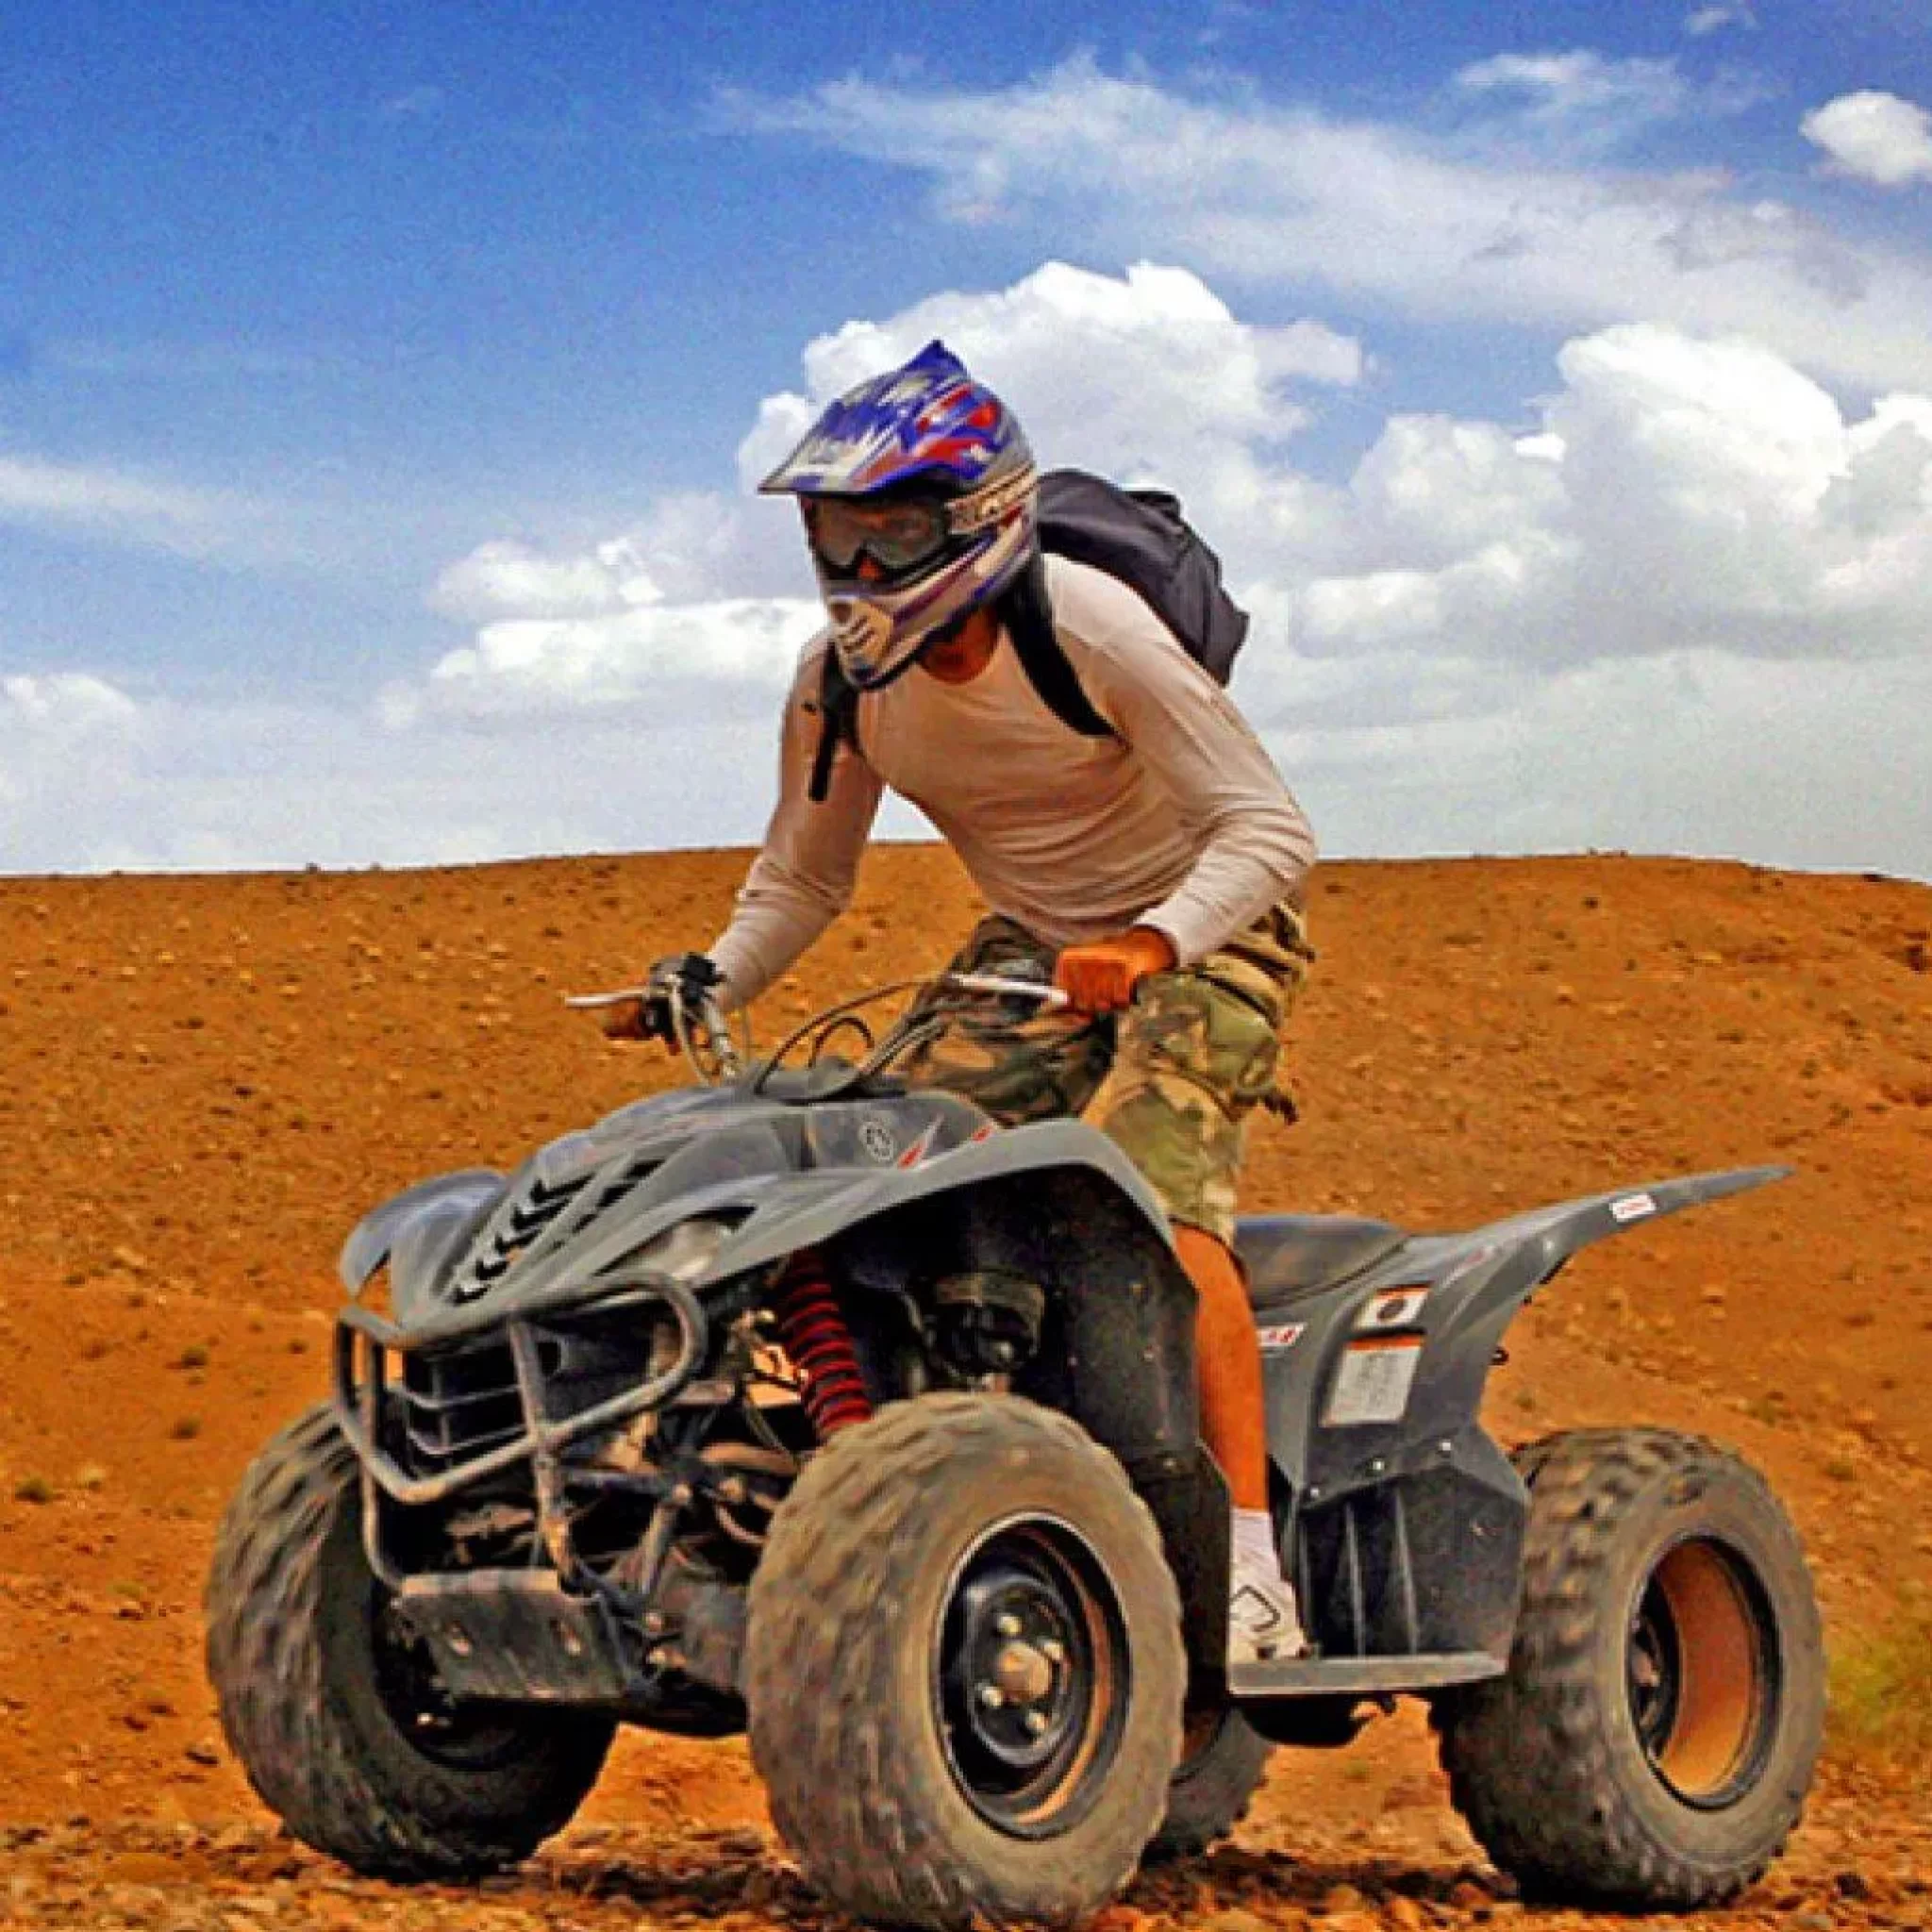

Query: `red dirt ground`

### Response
(1, 847, 1928, 1928)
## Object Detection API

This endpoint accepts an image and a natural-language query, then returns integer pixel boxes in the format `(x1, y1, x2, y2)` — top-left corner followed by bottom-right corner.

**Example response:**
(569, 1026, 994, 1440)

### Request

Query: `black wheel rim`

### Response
(935, 1515, 1131, 1840)
(1626, 1535, 1780, 1809)
(368, 1590, 532, 1771)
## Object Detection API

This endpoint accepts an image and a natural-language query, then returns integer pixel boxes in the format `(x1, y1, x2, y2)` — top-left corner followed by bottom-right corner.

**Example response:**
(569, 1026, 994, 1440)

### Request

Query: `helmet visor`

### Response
(803, 496, 952, 580)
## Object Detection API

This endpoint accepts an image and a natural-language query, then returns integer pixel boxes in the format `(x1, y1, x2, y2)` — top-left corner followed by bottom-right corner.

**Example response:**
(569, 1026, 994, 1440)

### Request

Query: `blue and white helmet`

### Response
(761, 341, 1037, 689)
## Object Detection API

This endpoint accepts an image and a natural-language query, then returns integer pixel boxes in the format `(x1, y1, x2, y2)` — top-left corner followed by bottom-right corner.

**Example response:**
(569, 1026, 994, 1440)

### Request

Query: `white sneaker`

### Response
(1228, 1553, 1311, 1667)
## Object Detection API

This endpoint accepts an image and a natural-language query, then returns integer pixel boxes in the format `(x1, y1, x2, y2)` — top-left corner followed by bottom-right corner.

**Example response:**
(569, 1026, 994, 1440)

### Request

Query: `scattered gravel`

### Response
(1, 1766, 1926, 1932)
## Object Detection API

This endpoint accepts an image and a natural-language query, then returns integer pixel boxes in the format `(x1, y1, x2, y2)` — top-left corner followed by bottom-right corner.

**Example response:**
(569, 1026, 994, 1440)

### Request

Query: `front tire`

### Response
(205, 1404, 615, 1880)
(744, 1393, 1186, 1928)
(1434, 1428, 1824, 1909)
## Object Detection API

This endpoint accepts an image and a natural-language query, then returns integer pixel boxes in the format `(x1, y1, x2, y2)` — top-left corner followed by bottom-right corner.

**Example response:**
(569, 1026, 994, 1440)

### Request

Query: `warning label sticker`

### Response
(1324, 1337, 1424, 1427)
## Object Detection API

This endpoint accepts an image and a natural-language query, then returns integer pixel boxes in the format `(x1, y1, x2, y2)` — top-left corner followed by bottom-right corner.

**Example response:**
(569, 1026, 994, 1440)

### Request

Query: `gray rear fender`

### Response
(1257, 1165, 1788, 1658)
(1382, 1163, 1791, 1449)
(1267, 1163, 1790, 1491)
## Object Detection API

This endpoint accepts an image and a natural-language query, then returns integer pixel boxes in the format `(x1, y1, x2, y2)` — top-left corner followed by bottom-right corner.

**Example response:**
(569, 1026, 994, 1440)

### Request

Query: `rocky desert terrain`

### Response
(1, 844, 1928, 1931)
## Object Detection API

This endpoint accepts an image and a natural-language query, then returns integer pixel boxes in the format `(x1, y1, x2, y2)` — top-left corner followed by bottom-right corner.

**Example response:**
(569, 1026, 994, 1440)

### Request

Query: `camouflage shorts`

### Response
(897, 904, 1313, 1244)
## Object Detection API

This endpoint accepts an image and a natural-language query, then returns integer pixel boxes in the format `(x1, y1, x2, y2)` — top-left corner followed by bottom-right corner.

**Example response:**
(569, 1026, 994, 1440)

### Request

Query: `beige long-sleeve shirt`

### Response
(708, 555, 1316, 1008)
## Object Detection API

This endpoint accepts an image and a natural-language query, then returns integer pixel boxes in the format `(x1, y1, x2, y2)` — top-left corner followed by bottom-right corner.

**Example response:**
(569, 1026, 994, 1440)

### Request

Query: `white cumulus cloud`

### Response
(360, 262, 1932, 885)
(738, 258, 1363, 575)
(0, 672, 147, 826)
(0, 683, 817, 874)
(1684, 2, 1757, 35)
(728, 58, 1932, 394)
(404, 265, 1932, 721)
(0, 455, 253, 558)
(2, 671, 142, 730)
(1288, 322, 1932, 677)
(391, 597, 822, 726)
(1452, 50, 1695, 141)
(428, 538, 662, 623)
(1802, 91, 1932, 189)
(739, 259, 1360, 480)
(391, 261, 1368, 734)
(25, 261, 1928, 883)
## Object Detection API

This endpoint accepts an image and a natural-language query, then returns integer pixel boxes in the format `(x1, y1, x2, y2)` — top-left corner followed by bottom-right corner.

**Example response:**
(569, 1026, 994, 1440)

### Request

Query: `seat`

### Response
(1234, 1213, 1409, 1307)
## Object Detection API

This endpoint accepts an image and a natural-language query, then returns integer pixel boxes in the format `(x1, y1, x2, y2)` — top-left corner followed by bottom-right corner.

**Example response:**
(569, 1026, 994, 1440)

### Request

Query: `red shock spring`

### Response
(774, 1257, 874, 1438)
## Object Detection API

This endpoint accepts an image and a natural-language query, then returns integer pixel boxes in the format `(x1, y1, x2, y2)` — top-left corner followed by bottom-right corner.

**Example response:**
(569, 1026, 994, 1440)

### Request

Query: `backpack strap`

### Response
(997, 555, 1115, 741)
(808, 558, 1109, 805)
(808, 649, 861, 803)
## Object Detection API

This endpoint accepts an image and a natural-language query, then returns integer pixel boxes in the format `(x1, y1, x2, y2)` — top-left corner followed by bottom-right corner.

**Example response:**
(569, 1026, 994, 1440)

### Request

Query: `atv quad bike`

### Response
(206, 972, 1824, 1927)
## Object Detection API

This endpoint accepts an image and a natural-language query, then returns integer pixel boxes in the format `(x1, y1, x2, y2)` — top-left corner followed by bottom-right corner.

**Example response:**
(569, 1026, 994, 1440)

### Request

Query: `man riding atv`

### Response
(608, 340, 1319, 1668)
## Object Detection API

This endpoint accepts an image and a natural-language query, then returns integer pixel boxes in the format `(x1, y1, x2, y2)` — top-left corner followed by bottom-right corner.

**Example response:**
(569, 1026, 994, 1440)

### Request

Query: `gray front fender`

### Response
(694, 1117, 1176, 1284)
(340, 1168, 504, 1297)
(356, 1115, 1179, 1348)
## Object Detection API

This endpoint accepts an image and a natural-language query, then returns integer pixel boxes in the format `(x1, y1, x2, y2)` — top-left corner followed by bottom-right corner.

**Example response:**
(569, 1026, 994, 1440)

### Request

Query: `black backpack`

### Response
(807, 467, 1250, 801)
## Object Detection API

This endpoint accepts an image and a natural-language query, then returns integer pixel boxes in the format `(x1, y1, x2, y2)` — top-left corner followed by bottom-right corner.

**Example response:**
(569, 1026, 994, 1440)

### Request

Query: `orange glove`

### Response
(1054, 926, 1177, 1015)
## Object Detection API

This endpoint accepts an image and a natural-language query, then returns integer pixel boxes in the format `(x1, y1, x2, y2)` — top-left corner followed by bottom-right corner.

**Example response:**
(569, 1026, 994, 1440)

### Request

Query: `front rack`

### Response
(332, 1276, 709, 1589)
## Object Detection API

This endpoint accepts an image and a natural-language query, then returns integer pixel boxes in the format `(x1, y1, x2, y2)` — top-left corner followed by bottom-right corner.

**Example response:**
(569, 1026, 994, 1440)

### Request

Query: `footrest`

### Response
(1230, 1649, 1504, 1700)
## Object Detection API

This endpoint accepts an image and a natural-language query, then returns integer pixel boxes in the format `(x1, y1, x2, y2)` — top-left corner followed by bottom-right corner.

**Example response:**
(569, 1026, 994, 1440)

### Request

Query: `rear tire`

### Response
(1143, 1701, 1271, 1860)
(205, 1404, 614, 1879)
(745, 1393, 1186, 1928)
(1434, 1428, 1824, 1909)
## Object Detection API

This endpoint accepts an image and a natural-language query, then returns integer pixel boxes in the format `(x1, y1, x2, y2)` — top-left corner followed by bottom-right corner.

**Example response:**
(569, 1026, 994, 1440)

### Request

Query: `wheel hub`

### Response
(949, 1571, 1081, 1772)
(1626, 1535, 1778, 1809)
(935, 1518, 1130, 1840)
(993, 1639, 1056, 1707)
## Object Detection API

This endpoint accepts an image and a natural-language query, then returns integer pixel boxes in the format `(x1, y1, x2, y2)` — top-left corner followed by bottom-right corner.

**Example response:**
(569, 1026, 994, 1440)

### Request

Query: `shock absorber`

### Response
(774, 1255, 874, 1438)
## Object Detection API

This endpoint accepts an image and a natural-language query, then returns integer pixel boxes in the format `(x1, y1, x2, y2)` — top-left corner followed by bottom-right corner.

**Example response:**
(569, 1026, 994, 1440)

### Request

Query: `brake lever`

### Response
(563, 986, 743, 1083)
(563, 988, 647, 1009)
(944, 972, 1072, 1008)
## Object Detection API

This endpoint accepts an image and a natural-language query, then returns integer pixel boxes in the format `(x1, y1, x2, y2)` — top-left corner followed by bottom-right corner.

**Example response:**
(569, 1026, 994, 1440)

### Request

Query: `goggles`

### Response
(802, 496, 955, 579)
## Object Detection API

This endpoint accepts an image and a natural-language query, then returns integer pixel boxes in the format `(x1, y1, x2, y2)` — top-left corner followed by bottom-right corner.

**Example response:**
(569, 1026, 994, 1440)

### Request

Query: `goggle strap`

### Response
(945, 463, 1038, 536)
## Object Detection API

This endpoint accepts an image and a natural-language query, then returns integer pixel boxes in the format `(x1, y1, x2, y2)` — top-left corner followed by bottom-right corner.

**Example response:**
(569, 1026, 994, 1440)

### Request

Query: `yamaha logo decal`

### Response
(1357, 1287, 1431, 1331)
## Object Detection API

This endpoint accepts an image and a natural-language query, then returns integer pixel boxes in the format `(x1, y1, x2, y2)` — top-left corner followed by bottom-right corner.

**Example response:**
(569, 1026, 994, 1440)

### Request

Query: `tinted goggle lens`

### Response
(804, 498, 951, 575)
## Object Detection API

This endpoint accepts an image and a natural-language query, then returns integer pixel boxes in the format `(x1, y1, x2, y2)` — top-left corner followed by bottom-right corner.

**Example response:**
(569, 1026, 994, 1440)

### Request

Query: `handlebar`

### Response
(562, 970, 1068, 1090)
(562, 983, 745, 1081)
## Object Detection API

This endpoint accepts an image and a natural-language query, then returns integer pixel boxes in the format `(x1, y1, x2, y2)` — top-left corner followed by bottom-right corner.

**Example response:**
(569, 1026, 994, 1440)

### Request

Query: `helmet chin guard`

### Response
(824, 596, 897, 684)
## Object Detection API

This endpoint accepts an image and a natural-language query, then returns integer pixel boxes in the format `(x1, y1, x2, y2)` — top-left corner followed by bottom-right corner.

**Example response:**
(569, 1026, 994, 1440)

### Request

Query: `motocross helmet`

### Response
(760, 341, 1037, 690)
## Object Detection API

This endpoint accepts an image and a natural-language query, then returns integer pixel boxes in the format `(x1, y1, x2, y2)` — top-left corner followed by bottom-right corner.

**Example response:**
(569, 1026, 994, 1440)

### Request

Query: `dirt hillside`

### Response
(1, 846, 1928, 1930)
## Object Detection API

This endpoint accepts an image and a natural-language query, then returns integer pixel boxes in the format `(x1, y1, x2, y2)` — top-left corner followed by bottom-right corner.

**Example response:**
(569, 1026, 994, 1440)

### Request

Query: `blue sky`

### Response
(3, 1, 1930, 876)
